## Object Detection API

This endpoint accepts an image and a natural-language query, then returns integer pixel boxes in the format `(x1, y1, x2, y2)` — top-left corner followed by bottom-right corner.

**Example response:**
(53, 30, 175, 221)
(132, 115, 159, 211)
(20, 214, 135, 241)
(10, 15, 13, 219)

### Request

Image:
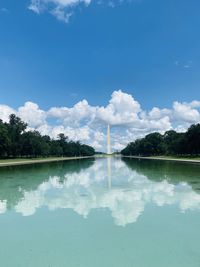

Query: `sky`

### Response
(0, 0, 200, 151)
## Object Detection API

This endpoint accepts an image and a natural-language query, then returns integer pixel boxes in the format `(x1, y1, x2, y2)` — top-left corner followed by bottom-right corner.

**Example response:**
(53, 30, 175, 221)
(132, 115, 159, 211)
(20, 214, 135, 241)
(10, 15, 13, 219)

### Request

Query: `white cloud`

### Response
(28, 0, 132, 22)
(18, 101, 46, 128)
(50, 7, 73, 23)
(96, 90, 141, 126)
(0, 105, 16, 122)
(148, 107, 171, 120)
(173, 101, 200, 123)
(48, 99, 96, 127)
(0, 90, 200, 151)
(28, 0, 92, 22)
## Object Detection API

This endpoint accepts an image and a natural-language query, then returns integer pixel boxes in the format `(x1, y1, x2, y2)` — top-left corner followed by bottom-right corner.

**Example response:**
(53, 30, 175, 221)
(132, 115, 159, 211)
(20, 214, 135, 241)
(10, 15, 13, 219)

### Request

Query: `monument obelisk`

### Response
(107, 124, 112, 155)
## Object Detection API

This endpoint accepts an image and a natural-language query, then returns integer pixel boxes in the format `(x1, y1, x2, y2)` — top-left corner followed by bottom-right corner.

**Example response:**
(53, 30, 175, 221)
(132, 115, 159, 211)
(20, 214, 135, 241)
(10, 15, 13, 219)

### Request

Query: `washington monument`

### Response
(107, 124, 112, 155)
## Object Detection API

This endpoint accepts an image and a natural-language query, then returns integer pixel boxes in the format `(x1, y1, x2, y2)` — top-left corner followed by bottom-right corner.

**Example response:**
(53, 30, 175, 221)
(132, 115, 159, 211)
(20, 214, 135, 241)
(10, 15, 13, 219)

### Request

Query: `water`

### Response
(0, 156, 200, 267)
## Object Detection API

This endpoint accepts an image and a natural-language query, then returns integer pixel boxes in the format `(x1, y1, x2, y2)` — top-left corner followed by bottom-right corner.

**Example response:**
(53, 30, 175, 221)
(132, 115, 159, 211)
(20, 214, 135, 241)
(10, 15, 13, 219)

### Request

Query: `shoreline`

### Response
(122, 155, 200, 164)
(0, 156, 95, 168)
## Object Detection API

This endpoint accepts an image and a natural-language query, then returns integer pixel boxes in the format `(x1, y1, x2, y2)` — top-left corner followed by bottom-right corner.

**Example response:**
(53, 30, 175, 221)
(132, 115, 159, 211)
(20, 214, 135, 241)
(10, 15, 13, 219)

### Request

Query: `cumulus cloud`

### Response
(0, 90, 200, 151)
(96, 90, 141, 126)
(0, 105, 15, 122)
(48, 99, 95, 127)
(18, 101, 46, 128)
(28, 0, 132, 22)
(173, 101, 200, 123)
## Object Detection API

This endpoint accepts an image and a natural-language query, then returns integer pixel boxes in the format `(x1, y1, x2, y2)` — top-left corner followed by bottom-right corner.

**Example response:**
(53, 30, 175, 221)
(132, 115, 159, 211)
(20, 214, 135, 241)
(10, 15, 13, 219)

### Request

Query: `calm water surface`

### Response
(0, 157, 200, 267)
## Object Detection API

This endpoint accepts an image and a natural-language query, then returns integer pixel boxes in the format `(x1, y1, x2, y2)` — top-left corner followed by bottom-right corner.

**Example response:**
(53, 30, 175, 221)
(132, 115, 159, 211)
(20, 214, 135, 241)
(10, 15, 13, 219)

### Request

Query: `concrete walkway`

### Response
(122, 155, 200, 164)
(0, 156, 94, 167)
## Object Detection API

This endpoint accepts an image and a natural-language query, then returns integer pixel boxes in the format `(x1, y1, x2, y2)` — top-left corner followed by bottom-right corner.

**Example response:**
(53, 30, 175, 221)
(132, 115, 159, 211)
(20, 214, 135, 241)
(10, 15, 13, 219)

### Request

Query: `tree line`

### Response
(121, 123, 200, 157)
(0, 114, 95, 158)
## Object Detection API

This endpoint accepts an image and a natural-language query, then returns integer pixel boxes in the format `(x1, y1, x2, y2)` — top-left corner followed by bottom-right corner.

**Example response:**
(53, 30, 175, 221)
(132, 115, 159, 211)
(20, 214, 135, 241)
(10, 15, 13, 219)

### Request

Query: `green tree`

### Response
(185, 124, 200, 155)
(0, 115, 95, 158)
(0, 120, 10, 157)
(7, 114, 27, 157)
(163, 130, 186, 155)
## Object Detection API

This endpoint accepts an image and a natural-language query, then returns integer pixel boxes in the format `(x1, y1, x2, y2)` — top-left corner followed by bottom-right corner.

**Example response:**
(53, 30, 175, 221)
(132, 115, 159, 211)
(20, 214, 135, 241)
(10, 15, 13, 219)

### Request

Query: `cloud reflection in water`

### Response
(1, 158, 200, 226)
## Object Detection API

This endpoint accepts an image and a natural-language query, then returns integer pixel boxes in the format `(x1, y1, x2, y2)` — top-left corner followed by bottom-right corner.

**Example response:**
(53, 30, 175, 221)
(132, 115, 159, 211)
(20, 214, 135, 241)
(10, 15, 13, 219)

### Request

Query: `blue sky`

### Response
(0, 0, 200, 150)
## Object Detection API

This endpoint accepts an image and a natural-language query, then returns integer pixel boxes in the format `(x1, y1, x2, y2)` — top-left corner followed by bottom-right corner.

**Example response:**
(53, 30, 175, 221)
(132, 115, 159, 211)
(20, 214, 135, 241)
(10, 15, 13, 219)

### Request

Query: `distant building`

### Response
(107, 124, 112, 155)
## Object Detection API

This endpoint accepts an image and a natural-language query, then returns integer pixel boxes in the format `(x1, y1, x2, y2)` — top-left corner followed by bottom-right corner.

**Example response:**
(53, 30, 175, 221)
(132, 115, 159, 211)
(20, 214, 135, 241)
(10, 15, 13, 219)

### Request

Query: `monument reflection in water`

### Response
(1, 157, 200, 267)
(0, 157, 200, 226)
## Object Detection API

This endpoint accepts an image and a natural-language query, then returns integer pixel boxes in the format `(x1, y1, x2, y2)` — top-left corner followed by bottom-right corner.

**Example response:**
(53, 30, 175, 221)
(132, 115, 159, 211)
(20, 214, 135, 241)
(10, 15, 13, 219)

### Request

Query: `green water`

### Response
(0, 157, 200, 267)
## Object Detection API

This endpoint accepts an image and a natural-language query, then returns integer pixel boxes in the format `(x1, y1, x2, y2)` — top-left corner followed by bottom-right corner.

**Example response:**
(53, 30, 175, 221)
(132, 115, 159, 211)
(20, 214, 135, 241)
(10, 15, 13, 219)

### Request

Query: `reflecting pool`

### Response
(0, 157, 200, 267)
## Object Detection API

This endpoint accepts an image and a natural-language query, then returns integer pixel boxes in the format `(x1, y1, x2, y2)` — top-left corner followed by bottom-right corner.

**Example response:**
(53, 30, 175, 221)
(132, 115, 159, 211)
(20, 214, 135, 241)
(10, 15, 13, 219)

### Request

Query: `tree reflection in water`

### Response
(0, 157, 200, 226)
